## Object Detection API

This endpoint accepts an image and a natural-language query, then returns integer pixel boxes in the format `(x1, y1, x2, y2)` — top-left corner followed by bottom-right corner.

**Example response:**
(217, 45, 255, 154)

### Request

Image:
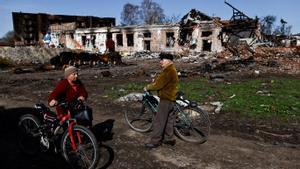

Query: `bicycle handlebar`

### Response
(144, 91, 197, 107)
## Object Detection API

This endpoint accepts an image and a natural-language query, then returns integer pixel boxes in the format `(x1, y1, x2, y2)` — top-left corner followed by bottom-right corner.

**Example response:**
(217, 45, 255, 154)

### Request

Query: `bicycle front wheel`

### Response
(175, 106, 210, 144)
(124, 100, 153, 133)
(61, 125, 100, 169)
(18, 114, 41, 155)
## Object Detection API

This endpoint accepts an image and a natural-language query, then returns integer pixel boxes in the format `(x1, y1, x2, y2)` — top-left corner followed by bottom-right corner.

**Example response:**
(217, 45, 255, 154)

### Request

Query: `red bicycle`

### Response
(17, 101, 100, 169)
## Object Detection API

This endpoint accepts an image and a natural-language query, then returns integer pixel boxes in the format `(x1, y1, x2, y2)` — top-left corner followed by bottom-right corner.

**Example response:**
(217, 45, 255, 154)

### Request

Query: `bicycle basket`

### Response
(73, 105, 93, 126)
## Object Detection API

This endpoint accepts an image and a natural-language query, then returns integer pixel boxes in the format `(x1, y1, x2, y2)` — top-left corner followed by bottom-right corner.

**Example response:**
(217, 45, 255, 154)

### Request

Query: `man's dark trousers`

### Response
(150, 99, 175, 144)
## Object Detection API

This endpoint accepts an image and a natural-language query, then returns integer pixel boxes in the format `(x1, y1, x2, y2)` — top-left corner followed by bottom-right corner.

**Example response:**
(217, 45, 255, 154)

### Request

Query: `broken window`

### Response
(143, 32, 151, 38)
(202, 39, 212, 51)
(116, 34, 123, 46)
(202, 31, 212, 37)
(166, 32, 175, 47)
(127, 33, 134, 47)
(144, 40, 151, 50)
(82, 35, 86, 46)
(91, 35, 96, 48)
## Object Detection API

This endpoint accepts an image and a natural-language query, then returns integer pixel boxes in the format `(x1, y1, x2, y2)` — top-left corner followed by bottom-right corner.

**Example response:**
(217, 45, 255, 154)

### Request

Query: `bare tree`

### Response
(121, 3, 140, 25)
(260, 15, 276, 35)
(140, 0, 165, 24)
(0, 31, 14, 45)
(274, 19, 292, 36)
(163, 14, 181, 24)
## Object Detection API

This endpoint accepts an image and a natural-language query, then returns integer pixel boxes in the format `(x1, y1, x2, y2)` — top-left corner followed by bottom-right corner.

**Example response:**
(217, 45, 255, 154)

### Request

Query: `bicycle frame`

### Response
(143, 92, 192, 127)
(125, 92, 210, 143)
(36, 103, 82, 152)
(60, 109, 81, 152)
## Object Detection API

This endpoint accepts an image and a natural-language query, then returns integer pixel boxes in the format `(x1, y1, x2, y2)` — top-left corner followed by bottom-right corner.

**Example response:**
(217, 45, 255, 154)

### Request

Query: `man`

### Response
(144, 53, 179, 148)
(48, 66, 88, 120)
(105, 34, 115, 53)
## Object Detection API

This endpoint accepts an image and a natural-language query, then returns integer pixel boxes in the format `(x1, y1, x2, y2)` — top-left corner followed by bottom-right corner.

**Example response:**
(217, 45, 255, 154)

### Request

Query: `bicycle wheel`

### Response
(18, 114, 41, 155)
(61, 125, 100, 169)
(174, 106, 210, 144)
(124, 100, 153, 132)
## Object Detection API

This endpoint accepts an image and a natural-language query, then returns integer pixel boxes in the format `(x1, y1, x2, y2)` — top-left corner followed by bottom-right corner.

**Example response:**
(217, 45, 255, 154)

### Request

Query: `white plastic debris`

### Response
(210, 101, 224, 114)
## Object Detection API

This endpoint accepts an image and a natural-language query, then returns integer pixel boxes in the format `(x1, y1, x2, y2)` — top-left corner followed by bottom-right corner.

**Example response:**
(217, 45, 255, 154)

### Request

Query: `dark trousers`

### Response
(150, 99, 175, 144)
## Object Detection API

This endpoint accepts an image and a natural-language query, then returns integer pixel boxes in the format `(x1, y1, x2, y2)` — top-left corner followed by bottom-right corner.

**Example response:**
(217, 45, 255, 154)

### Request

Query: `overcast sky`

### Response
(0, 0, 299, 37)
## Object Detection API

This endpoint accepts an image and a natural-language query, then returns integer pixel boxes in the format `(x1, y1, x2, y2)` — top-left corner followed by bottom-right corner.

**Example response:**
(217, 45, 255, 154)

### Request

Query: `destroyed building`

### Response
(12, 12, 115, 46)
(12, 2, 270, 55)
(47, 9, 223, 54)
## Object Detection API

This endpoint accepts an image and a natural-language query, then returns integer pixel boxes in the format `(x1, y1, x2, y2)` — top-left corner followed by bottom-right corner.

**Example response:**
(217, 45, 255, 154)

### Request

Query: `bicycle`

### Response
(17, 101, 100, 169)
(124, 91, 211, 144)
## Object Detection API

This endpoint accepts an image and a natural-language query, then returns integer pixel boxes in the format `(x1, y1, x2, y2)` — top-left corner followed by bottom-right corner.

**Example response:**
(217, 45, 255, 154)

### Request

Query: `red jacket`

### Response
(48, 79, 88, 117)
(106, 38, 115, 52)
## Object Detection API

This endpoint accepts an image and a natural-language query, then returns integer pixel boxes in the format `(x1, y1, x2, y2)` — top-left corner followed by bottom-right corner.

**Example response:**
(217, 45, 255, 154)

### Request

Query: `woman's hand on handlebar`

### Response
(77, 96, 85, 102)
(49, 99, 58, 107)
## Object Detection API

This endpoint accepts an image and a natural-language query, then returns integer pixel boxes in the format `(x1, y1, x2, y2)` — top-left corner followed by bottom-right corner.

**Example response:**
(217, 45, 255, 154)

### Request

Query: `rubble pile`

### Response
(198, 57, 255, 73)
(50, 51, 123, 68)
(0, 46, 66, 65)
(254, 47, 300, 74)
(125, 51, 160, 60)
(203, 44, 300, 74)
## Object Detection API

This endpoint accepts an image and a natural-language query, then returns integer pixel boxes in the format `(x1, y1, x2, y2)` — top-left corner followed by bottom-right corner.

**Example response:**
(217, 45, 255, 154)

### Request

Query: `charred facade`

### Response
(12, 12, 115, 46)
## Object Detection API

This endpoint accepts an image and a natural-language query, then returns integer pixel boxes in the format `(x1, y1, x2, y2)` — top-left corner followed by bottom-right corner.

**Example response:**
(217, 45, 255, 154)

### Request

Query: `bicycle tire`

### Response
(61, 125, 100, 169)
(18, 114, 41, 155)
(174, 106, 210, 144)
(124, 100, 153, 133)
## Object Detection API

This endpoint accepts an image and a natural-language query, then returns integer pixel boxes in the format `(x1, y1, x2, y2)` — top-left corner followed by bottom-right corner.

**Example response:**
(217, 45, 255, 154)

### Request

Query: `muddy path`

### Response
(0, 59, 299, 169)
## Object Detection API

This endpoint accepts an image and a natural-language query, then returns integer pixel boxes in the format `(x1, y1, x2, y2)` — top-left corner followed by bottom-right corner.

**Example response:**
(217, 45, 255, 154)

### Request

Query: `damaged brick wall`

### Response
(64, 23, 223, 55)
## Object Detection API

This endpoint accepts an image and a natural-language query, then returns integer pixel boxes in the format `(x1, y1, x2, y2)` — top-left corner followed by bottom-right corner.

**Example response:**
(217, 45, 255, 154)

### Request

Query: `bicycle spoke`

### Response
(18, 114, 41, 155)
(61, 126, 99, 169)
(125, 101, 153, 132)
(174, 107, 210, 143)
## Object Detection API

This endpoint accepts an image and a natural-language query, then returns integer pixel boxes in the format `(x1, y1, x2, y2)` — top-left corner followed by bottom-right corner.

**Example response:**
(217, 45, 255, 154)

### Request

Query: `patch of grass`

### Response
(106, 76, 300, 121)
(104, 83, 146, 100)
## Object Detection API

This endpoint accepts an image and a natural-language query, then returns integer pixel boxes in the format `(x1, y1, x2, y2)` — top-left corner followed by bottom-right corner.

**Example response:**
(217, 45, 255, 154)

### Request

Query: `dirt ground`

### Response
(0, 59, 299, 169)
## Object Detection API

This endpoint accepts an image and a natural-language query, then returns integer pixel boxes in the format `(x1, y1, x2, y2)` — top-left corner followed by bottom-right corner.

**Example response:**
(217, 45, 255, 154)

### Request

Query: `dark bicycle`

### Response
(17, 101, 99, 169)
(124, 91, 210, 143)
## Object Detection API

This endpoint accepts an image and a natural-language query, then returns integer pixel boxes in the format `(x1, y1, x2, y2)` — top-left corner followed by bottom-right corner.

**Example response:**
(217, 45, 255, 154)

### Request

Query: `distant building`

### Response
(12, 12, 115, 46)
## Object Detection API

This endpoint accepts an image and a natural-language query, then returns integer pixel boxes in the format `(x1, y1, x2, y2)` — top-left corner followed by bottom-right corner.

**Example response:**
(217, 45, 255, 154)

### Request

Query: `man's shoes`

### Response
(163, 140, 176, 146)
(145, 143, 161, 149)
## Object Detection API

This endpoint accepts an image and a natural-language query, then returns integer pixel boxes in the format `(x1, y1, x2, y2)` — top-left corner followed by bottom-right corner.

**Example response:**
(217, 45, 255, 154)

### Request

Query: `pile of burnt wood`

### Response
(50, 51, 123, 68)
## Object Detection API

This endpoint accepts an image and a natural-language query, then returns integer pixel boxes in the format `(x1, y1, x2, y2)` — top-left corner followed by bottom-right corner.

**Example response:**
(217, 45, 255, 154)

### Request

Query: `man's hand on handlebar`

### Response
(143, 87, 148, 92)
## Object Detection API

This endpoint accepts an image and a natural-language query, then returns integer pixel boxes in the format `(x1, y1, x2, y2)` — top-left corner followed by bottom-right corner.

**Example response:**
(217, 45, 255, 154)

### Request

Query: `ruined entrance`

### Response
(143, 32, 151, 50)
(144, 40, 151, 50)
(202, 40, 212, 51)
(81, 35, 86, 46)
(126, 33, 134, 47)
(166, 32, 175, 47)
(116, 34, 123, 46)
(91, 35, 96, 47)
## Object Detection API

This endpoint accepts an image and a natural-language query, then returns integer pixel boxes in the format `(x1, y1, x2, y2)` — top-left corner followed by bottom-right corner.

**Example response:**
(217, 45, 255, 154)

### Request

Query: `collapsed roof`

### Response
(178, 9, 213, 47)
(220, 1, 260, 44)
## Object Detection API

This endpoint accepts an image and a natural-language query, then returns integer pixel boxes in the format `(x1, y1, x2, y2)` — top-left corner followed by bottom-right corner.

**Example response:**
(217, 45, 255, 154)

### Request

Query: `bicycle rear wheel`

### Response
(61, 125, 100, 169)
(124, 100, 153, 132)
(18, 114, 41, 155)
(174, 106, 210, 144)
